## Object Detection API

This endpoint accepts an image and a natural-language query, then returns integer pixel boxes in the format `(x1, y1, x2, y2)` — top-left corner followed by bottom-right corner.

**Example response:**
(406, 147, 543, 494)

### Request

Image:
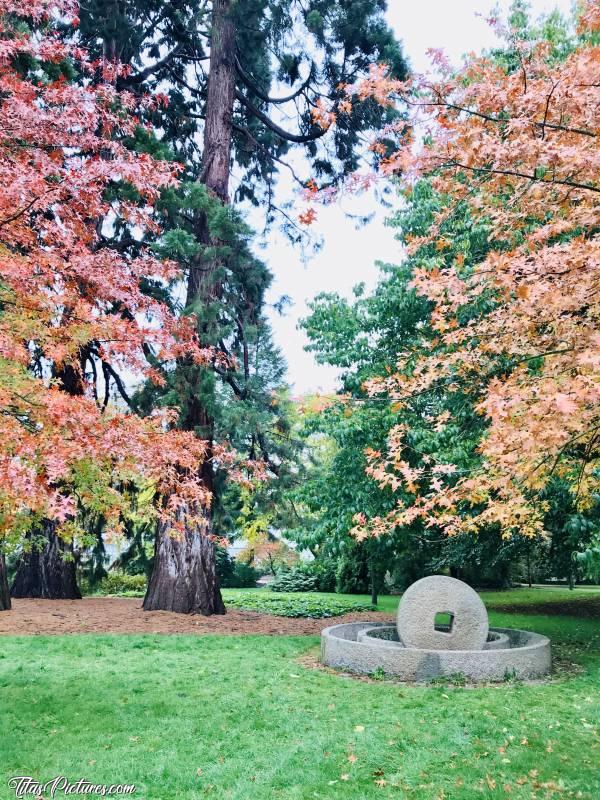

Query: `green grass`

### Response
(226, 585, 600, 618)
(0, 589, 599, 799)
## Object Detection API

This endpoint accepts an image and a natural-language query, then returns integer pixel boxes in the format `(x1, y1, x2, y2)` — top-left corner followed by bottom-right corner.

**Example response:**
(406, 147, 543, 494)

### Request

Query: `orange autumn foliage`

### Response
(345, 5, 599, 539)
(0, 1, 224, 541)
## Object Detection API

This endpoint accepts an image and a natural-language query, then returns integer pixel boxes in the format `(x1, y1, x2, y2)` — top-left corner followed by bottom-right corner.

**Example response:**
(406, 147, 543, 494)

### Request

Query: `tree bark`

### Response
(144, 0, 236, 615)
(11, 521, 81, 600)
(0, 553, 10, 610)
(10, 355, 85, 600)
(143, 518, 225, 614)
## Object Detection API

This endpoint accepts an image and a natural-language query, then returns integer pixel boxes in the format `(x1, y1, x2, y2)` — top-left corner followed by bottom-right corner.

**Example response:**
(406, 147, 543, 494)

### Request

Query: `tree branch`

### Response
(232, 123, 305, 186)
(441, 159, 599, 194)
(128, 43, 184, 85)
(100, 361, 132, 408)
(235, 90, 327, 144)
(235, 55, 313, 105)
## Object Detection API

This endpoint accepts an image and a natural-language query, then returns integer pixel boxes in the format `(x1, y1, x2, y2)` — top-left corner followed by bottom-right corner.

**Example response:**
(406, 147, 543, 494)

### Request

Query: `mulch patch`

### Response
(0, 597, 391, 636)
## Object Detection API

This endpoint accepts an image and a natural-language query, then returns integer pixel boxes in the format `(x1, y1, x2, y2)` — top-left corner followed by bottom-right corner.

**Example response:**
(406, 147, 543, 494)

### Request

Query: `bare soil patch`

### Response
(0, 597, 391, 636)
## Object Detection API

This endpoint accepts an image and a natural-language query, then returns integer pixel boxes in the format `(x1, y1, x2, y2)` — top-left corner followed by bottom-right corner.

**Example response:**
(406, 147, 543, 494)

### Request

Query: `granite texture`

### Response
(396, 575, 489, 651)
(357, 625, 510, 651)
(321, 623, 552, 682)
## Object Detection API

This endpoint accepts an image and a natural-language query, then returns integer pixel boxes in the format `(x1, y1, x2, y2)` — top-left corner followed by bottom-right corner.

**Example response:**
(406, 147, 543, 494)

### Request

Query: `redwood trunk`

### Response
(144, 0, 236, 615)
(143, 518, 225, 615)
(0, 554, 10, 611)
(11, 521, 81, 600)
(10, 358, 84, 600)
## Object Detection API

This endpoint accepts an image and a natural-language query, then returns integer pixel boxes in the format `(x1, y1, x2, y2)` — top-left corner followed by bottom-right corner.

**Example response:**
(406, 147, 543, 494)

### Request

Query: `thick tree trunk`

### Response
(10, 356, 84, 600)
(11, 521, 81, 600)
(143, 518, 225, 615)
(144, 0, 235, 615)
(0, 553, 10, 610)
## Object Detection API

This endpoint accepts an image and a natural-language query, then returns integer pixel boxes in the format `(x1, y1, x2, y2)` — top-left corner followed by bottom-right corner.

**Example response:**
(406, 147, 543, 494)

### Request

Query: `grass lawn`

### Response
(222, 585, 600, 619)
(0, 590, 598, 800)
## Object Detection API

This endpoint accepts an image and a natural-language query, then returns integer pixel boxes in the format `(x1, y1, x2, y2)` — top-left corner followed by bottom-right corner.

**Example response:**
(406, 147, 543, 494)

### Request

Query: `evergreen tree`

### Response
(75, 0, 408, 613)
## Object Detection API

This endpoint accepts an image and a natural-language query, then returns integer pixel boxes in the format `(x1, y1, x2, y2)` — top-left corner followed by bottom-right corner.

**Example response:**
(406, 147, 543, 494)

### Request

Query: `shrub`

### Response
(309, 559, 337, 592)
(335, 549, 370, 594)
(96, 572, 147, 596)
(216, 545, 260, 588)
(224, 561, 260, 588)
(270, 567, 318, 593)
(216, 546, 236, 584)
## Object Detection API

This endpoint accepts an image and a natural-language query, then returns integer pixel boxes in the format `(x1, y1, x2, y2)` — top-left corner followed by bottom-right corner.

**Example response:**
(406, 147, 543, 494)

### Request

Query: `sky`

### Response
(263, 0, 574, 396)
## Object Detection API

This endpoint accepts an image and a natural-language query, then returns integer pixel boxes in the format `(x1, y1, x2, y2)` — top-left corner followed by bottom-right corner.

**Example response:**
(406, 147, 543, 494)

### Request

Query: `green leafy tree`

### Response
(295, 180, 536, 590)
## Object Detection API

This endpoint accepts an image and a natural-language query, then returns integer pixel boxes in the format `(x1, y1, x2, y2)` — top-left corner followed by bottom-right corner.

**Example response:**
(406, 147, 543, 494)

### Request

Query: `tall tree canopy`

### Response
(0, 0, 235, 608)
(311, 2, 600, 545)
(77, 0, 407, 202)
(294, 179, 530, 590)
(70, 0, 408, 613)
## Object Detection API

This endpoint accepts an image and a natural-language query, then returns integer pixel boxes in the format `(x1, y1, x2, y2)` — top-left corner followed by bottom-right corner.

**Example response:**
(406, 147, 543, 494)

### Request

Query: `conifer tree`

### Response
(71, 0, 407, 614)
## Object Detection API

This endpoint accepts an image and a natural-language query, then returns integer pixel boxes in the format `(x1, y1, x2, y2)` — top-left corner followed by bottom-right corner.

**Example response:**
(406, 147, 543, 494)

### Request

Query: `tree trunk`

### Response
(11, 521, 81, 600)
(10, 356, 85, 600)
(370, 583, 378, 606)
(0, 553, 10, 611)
(369, 556, 380, 606)
(143, 518, 225, 615)
(144, 0, 236, 615)
(196, 0, 236, 207)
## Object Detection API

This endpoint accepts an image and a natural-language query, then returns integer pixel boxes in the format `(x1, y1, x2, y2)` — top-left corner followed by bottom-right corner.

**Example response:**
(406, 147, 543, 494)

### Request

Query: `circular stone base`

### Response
(356, 625, 511, 651)
(321, 623, 551, 682)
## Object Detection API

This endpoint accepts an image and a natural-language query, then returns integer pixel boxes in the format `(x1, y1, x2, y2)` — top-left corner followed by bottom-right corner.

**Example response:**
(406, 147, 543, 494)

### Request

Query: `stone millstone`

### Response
(396, 576, 489, 651)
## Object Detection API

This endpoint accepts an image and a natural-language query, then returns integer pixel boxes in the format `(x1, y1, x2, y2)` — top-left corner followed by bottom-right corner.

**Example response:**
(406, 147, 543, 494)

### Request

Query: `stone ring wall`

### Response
(321, 622, 551, 682)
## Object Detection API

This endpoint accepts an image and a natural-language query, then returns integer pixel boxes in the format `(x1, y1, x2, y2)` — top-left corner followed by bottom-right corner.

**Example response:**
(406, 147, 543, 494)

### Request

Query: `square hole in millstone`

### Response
(434, 611, 454, 633)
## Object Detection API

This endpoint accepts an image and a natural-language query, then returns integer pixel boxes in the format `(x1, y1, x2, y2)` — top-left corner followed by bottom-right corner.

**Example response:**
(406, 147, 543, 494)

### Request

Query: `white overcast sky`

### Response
(262, 0, 574, 395)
